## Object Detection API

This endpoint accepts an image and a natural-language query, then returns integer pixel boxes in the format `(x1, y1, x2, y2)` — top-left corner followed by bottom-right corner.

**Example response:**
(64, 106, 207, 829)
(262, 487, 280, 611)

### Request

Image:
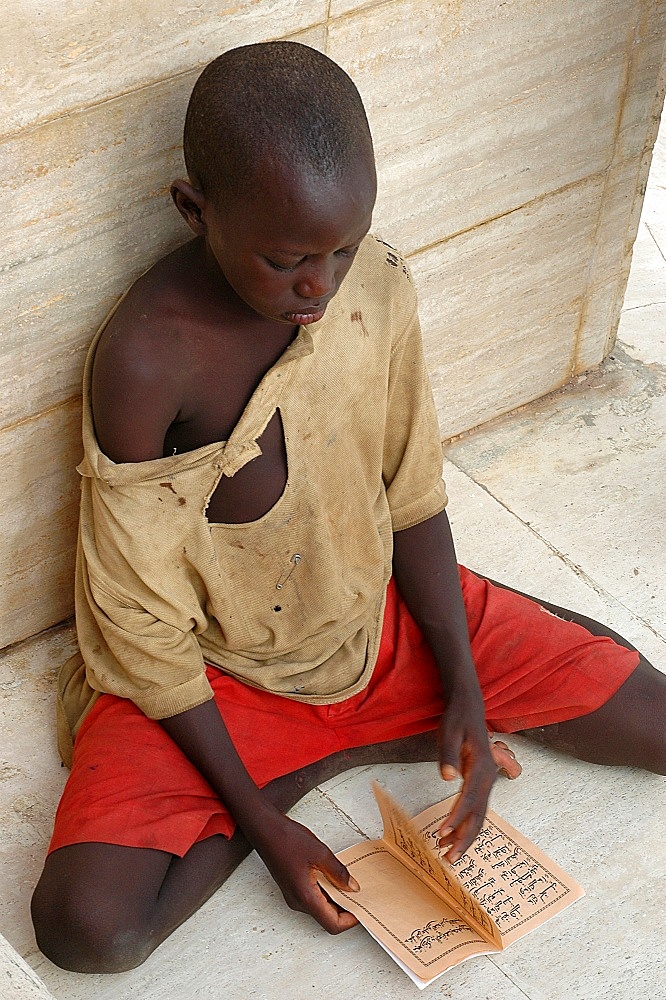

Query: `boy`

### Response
(32, 42, 665, 974)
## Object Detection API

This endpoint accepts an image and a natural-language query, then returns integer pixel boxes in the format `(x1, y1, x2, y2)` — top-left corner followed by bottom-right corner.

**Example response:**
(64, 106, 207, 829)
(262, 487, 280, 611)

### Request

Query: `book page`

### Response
(372, 782, 502, 948)
(320, 840, 498, 985)
(414, 797, 584, 945)
(319, 787, 584, 986)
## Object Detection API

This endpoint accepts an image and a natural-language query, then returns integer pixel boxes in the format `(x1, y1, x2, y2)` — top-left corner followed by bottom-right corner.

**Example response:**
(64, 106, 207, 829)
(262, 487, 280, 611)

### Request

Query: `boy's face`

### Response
(182, 154, 376, 327)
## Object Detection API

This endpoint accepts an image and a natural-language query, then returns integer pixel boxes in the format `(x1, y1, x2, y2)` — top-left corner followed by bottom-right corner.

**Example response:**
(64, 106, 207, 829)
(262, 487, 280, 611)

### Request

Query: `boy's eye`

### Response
(265, 245, 359, 272)
(265, 258, 301, 272)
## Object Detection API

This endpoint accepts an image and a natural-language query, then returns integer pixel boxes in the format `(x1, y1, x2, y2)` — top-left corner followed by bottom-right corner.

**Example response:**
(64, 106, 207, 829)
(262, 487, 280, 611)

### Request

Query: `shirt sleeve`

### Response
(382, 302, 448, 532)
(73, 475, 215, 719)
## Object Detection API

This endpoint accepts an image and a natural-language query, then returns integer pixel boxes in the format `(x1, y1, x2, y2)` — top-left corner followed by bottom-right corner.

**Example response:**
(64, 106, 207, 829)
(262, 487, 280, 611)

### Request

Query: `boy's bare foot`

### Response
(489, 738, 522, 778)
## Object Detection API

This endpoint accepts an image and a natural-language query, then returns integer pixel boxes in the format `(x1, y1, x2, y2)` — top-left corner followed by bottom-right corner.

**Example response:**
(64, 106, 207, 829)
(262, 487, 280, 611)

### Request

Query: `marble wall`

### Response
(1, 0, 664, 648)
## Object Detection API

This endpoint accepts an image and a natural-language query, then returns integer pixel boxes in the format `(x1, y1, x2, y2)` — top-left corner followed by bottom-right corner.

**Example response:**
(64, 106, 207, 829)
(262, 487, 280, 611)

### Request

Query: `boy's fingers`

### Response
(437, 766, 494, 862)
(442, 772, 485, 828)
(439, 812, 484, 864)
(281, 869, 358, 934)
(317, 884, 360, 933)
(316, 853, 360, 893)
(438, 730, 463, 781)
(443, 793, 475, 835)
(440, 810, 485, 863)
(330, 910, 359, 933)
(302, 854, 361, 933)
(313, 896, 359, 934)
(306, 880, 359, 934)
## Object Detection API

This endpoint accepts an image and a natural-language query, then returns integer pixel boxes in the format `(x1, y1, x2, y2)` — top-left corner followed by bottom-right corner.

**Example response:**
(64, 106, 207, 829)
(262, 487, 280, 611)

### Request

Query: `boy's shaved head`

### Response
(183, 41, 374, 205)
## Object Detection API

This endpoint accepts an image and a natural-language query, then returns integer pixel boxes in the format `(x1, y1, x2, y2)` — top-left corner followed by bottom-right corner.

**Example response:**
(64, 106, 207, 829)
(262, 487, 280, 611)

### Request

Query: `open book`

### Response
(320, 783, 584, 989)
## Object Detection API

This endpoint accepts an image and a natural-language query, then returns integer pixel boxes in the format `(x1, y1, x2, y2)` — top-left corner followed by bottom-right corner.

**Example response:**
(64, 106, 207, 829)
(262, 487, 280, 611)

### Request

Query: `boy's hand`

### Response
(392, 511, 504, 865)
(253, 814, 360, 934)
(160, 700, 359, 933)
(436, 692, 497, 864)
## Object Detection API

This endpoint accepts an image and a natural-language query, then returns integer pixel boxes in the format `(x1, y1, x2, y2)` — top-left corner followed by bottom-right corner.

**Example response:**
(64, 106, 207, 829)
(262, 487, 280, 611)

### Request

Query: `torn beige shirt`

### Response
(57, 236, 447, 765)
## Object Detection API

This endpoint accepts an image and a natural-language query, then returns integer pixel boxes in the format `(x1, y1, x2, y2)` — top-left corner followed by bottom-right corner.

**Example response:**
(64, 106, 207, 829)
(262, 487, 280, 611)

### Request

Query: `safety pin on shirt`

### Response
(276, 553, 302, 590)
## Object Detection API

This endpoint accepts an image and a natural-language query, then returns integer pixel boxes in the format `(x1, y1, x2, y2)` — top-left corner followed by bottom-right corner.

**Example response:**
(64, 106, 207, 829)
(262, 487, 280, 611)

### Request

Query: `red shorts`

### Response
(49, 568, 638, 857)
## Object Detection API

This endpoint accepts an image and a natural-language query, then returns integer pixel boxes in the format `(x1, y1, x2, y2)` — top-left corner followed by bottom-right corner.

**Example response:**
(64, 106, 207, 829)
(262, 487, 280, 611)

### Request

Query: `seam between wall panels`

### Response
(602, 40, 666, 359)
(402, 171, 608, 261)
(1, 0, 402, 142)
(323, 0, 332, 51)
(0, 393, 80, 439)
(0, 64, 206, 143)
(0, 617, 74, 663)
(0, 10, 330, 144)
(568, 12, 642, 376)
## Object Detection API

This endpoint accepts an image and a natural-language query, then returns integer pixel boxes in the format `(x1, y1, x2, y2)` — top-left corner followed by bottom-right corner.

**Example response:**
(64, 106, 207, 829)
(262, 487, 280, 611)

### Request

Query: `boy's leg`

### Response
(31, 731, 439, 974)
(484, 577, 666, 772)
(34, 580, 663, 974)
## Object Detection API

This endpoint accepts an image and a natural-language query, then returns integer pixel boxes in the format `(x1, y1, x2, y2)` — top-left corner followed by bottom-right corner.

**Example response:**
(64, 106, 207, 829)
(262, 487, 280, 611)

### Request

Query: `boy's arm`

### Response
(91, 311, 359, 933)
(160, 701, 360, 933)
(392, 508, 497, 864)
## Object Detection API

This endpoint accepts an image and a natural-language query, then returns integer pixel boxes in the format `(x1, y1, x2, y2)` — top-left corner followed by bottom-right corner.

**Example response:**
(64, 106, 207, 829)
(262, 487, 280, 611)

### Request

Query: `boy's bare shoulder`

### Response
(91, 240, 210, 464)
(97, 240, 204, 366)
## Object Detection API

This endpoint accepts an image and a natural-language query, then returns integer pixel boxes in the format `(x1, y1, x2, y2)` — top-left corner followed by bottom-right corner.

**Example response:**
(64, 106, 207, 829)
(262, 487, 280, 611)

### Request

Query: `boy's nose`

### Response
(293, 261, 336, 300)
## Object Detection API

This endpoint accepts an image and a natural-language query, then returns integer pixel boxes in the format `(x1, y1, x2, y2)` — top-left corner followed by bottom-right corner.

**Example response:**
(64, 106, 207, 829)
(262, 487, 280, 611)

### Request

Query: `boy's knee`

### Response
(31, 881, 153, 974)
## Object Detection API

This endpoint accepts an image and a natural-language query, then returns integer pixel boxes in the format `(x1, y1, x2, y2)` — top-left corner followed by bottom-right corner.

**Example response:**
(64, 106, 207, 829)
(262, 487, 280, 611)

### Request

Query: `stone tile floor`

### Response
(1, 120, 664, 999)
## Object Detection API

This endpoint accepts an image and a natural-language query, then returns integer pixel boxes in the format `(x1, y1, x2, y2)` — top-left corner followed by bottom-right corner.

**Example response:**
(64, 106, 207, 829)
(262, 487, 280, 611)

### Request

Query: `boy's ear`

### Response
(171, 179, 208, 236)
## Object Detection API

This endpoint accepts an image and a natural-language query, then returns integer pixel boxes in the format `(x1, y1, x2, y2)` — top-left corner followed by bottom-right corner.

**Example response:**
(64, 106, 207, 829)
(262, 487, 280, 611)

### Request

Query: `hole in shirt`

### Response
(206, 410, 288, 524)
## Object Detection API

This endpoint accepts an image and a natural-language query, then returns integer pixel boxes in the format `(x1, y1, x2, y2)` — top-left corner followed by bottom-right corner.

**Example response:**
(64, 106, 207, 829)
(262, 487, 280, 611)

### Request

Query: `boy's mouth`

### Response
(282, 305, 327, 325)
